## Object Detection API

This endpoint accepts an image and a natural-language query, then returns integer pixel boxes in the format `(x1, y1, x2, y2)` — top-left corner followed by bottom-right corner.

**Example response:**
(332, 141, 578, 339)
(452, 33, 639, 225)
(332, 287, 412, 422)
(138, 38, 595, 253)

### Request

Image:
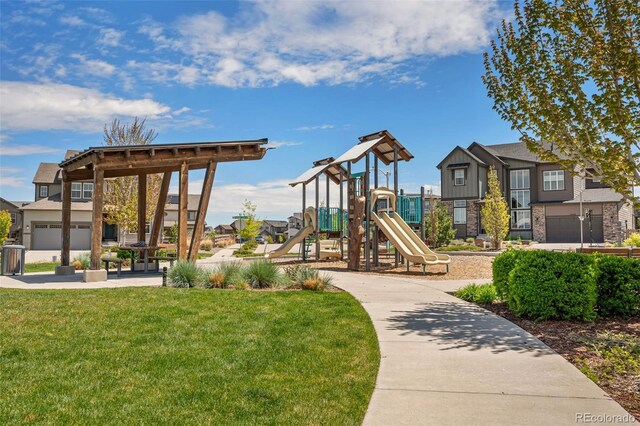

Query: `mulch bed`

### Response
(483, 302, 640, 420)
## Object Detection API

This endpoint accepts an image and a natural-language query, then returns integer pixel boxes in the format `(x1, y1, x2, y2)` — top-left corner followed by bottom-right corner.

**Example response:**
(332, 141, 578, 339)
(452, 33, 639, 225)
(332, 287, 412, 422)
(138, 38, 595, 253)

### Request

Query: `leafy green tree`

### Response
(483, 0, 639, 203)
(0, 210, 12, 246)
(482, 167, 511, 249)
(238, 200, 262, 242)
(425, 201, 456, 247)
(103, 117, 162, 242)
(165, 223, 179, 244)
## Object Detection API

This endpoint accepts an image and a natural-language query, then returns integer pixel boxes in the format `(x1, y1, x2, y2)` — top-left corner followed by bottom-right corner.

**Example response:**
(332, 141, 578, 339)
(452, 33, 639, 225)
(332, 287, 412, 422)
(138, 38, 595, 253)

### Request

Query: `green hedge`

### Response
(492, 250, 640, 321)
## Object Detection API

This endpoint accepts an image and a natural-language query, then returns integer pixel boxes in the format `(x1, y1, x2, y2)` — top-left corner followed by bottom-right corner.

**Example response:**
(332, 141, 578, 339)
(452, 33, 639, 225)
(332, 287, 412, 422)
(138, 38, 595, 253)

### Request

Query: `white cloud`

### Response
(0, 81, 172, 132)
(0, 144, 62, 156)
(59, 15, 87, 27)
(295, 124, 335, 131)
(71, 54, 116, 77)
(97, 28, 124, 47)
(137, 1, 500, 87)
(0, 166, 29, 188)
(268, 140, 302, 148)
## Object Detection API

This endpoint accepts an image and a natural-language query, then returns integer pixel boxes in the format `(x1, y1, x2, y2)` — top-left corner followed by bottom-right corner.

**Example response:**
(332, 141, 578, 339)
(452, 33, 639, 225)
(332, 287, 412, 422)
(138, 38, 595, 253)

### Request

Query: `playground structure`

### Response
(267, 130, 450, 273)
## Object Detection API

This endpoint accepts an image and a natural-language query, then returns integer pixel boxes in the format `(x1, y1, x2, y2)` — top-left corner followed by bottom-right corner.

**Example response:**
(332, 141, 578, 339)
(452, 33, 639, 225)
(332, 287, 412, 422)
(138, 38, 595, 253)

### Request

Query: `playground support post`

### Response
(373, 156, 379, 266)
(365, 152, 371, 272)
(420, 185, 426, 242)
(346, 161, 351, 261)
(339, 167, 344, 260)
(325, 174, 330, 231)
(315, 176, 320, 260)
(302, 183, 307, 261)
(393, 145, 399, 268)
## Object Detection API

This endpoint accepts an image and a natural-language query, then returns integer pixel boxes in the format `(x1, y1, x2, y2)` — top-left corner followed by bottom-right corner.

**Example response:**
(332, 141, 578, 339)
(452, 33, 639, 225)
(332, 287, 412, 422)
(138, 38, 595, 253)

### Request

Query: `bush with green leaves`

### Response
(0, 210, 11, 246)
(623, 232, 640, 248)
(168, 260, 206, 288)
(595, 255, 640, 317)
(206, 261, 246, 289)
(199, 240, 213, 251)
(242, 260, 282, 289)
(455, 283, 498, 305)
(284, 265, 332, 291)
(507, 251, 597, 321)
(72, 252, 91, 270)
(491, 249, 520, 300)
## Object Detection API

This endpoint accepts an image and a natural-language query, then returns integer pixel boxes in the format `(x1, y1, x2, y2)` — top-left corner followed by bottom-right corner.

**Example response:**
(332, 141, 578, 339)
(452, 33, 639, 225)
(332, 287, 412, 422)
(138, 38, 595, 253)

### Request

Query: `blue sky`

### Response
(0, 0, 519, 227)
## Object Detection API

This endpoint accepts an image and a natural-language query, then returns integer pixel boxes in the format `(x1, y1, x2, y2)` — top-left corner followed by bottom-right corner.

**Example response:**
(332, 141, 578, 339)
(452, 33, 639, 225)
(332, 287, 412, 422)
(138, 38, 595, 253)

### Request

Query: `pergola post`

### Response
(178, 162, 189, 260)
(149, 172, 171, 247)
(137, 174, 147, 243)
(90, 168, 104, 270)
(188, 162, 216, 261)
(302, 183, 307, 261)
(315, 176, 320, 260)
(365, 152, 371, 272)
(61, 172, 71, 267)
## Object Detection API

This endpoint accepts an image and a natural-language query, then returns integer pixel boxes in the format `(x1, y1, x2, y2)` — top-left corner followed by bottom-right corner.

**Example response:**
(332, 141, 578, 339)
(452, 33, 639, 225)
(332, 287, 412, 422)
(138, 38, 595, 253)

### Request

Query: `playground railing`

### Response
(318, 207, 348, 232)
(397, 195, 422, 224)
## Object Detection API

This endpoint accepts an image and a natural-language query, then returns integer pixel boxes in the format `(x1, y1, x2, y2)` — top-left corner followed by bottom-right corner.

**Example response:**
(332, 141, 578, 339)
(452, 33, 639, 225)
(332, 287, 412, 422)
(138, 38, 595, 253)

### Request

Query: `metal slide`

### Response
(265, 207, 316, 259)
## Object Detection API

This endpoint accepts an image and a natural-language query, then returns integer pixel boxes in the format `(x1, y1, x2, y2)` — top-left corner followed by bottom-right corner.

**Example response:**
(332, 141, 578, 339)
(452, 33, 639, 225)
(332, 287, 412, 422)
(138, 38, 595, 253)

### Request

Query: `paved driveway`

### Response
(331, 272, 631, 425)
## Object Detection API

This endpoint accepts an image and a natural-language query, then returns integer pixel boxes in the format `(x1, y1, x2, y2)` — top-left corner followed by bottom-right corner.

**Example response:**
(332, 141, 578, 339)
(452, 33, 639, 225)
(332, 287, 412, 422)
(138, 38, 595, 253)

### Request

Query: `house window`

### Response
(71, 182, 82, 198)
(39, 185, 48, 198)
(511, 210, 531, 230)
(509, 169, 530, 229)
(454, 169, 465, 186)
(83, 182, 94, 199)
(187, 211, 196, 221)
(10, 212, 16, 223)
(453, 200, 466, 224)
(543, 170, 565, 191)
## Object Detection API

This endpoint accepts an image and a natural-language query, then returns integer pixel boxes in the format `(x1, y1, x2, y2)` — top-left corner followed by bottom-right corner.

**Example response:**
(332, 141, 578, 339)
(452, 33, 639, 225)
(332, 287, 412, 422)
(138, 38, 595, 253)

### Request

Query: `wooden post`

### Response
(346, 162, 351, 261)
(393, 145, 399, 268)
(90, 168, 104, 270)
(339, 167, 344, 260)
(347, 196, 365, 270)
(137, 174, 147, 243)
(365, 152, 371, 272)
(373, 156, 379, 266)
(188, 162, 216, 261)
(149, 172, 171, 247)
(325, 174, 330, 231)
(178, 162, 188, 260)
(302, 183, 307, 261)
(315, 176, 320, 260)
(61, 172, 71, 266)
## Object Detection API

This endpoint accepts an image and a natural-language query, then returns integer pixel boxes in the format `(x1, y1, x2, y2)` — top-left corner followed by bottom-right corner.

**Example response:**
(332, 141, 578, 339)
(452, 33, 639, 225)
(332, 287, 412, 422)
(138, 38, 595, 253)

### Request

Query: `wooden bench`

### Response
(148, 255, 177, 272)
(101, 257, 123, 277)
(578, 247, 639, 258)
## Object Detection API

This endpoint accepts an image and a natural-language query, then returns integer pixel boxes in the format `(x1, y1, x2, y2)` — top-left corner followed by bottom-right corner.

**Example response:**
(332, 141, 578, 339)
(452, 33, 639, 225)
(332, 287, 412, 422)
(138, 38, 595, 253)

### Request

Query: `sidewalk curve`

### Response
(330, 272, 631, 426)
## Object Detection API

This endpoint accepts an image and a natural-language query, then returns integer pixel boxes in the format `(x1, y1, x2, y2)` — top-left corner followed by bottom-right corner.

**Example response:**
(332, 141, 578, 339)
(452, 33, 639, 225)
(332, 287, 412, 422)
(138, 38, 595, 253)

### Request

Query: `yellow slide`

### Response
(265, 207, 316, 259)
(370, 188, 450, 272)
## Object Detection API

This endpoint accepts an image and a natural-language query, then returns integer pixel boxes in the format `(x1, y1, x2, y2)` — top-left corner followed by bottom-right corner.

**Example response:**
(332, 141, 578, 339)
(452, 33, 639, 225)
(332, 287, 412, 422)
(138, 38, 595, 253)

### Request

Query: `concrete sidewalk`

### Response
(331, 272, 631, 425)
(0, 271, 162, 289)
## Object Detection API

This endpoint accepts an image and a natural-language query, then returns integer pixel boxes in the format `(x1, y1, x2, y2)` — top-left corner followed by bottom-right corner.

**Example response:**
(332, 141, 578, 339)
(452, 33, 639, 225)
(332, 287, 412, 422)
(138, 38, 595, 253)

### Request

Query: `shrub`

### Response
(492, 249, 520, 300)
(242, 260, 282, 289)
(200, 240, 213, 251)
(209, 261, 246, 289)
(168, 260, 205, 288)
(623, 232, 640, 247)
(465, 237, 475, 244)
(233, 241, 258, 257)
(72, 252, 91, 270)
(507, 251, 597, 321)
(595, 255, 640, 317)
(455, 283, 499, 305)
(284, 265, 332, 291)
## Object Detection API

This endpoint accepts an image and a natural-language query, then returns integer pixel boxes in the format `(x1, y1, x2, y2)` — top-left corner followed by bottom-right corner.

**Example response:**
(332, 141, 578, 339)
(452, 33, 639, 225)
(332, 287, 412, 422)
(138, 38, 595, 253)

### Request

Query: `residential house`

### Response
(0, 197, 30, 244)
(20, 151, 202, 250)
(287, 213, 304, 237)
(437, 141, 635, 243)
(214, 224, 235, 235)
(260, 219, 288, 241)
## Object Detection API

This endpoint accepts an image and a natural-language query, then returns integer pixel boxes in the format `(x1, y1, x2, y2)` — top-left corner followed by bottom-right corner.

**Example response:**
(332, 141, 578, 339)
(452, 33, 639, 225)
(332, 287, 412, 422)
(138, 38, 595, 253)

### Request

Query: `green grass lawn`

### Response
(0, 288, 379, 424)
(24, 261, 60, 273)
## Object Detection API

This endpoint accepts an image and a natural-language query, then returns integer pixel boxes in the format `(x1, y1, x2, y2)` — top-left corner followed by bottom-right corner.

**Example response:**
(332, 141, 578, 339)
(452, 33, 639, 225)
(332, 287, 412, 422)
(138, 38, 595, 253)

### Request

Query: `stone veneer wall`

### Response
(603, 202, 619, 243)
(532, 204, 546, 242)
(466, 200, 479, 237)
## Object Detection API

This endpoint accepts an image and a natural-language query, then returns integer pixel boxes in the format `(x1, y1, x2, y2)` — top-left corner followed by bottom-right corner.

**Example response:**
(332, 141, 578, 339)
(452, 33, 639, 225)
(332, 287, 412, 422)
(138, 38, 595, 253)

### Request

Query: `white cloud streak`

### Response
(268, 140, 303, 148)
(295, 124, 334, 131)
(0, 144, 63, 156)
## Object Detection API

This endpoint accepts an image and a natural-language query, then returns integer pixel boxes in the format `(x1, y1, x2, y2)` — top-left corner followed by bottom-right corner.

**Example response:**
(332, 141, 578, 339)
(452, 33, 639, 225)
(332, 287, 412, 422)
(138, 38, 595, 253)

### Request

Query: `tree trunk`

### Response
(348, 196, 365, 271)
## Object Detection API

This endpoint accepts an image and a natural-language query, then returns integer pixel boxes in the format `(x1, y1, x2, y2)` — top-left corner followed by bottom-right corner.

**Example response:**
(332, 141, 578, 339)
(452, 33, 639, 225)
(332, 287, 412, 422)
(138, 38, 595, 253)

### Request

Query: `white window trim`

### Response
(510, 190, 530, 209)
(453, 200, 467, 225)
(511, 210, 531, 230)
(39, 185, 48, 198)
(82, 182, 94, 199)
(543, 170, 565, 191)
(454, 169, 465, 186)
(71, 182, 82, 199)
(510, 169, 530, 190)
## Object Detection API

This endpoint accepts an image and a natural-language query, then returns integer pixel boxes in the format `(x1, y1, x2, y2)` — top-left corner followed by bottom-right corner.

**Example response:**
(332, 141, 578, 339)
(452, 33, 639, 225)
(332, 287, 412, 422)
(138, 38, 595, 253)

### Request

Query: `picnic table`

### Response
(119, 245, 159, 273)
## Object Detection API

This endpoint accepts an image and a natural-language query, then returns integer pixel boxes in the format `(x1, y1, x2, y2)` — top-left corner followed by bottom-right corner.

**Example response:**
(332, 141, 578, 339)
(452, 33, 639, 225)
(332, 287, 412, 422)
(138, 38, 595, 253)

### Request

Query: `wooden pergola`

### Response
(58, 139, 269, 270)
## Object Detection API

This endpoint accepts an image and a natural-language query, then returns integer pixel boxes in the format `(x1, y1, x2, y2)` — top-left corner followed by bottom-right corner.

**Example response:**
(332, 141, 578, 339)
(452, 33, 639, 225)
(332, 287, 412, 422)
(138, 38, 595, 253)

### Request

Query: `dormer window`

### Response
(39, 185, 48, 198)
(454, 169, 465, 186)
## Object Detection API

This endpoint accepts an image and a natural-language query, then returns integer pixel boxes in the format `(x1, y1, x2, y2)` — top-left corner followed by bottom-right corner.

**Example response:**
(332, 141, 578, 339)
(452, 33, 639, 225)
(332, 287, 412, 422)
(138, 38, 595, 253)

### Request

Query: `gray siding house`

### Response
(437, 142, 635, 243)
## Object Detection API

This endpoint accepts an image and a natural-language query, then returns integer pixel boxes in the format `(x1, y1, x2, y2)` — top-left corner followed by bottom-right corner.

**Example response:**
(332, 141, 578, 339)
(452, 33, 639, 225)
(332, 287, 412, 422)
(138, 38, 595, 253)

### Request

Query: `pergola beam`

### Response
(188, 162, 216, 261)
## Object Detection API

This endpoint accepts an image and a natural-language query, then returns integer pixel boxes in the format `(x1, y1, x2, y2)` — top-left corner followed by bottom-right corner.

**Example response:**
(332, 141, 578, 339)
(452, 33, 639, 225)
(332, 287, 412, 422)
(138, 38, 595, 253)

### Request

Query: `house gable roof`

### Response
(481, 141, 546, 163)
(33, 163, 61, 184)
(437, 146, 487, 169)
(467, 142, 508, 166)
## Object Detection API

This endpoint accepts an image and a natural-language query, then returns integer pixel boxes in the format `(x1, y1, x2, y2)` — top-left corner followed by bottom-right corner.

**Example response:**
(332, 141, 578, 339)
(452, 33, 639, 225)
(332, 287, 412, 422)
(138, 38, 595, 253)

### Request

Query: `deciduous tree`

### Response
(482, 167, 511, 249)
(238, 200, 262, 242)
(0, 210, 12, 246)
(483, 0, 639, 202)
(425, 201, 456, 247)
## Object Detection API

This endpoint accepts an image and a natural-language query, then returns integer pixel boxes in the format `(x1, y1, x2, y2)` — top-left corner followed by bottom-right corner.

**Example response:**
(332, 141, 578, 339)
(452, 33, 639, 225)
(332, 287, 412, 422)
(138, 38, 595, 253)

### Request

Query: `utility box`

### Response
(1, 245, 26, 276)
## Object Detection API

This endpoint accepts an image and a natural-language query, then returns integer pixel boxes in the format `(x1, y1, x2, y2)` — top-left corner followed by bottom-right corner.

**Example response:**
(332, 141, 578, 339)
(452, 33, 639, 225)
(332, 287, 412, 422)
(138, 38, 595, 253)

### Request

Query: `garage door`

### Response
(545, 215, 603, 243)
(32, 223, 92, 250)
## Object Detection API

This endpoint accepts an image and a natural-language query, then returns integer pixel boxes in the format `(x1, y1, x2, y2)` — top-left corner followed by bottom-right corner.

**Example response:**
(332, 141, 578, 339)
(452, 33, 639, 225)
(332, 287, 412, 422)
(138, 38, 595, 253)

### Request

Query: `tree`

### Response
(482, 167, 511, 249)
(238, 200, 262, 242)
(483, 0, 639, 203)
(424, 201, 456, 247)
(102, 117, 163, 242)
(0, 210, 11, 246)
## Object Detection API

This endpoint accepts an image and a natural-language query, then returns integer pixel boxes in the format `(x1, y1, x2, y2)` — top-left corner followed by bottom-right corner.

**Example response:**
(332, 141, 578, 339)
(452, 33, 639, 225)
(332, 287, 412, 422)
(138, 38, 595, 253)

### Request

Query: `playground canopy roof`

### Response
(289, 156, 348, 187)
(331, 130, 414, 166)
